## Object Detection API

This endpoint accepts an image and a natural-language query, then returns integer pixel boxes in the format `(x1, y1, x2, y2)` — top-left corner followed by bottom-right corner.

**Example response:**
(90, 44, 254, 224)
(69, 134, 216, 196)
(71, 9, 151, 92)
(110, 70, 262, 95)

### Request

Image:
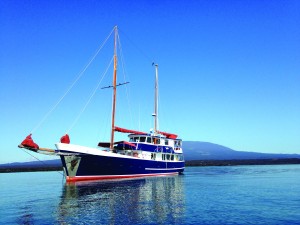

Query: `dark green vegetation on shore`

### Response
(0, 166, 63, 173)
(1, 158, 300, 173)
(185, 158, 300, 166)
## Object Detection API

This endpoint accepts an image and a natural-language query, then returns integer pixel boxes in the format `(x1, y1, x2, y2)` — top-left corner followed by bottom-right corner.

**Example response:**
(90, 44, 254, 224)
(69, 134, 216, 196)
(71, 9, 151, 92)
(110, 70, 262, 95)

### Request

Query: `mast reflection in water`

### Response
(57, 176, 185, 224)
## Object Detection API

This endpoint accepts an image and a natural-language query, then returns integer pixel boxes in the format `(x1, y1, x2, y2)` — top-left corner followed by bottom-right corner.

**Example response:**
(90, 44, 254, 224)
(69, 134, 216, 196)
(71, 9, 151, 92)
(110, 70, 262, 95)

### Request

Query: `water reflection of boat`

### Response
(56, 176, 185, 224)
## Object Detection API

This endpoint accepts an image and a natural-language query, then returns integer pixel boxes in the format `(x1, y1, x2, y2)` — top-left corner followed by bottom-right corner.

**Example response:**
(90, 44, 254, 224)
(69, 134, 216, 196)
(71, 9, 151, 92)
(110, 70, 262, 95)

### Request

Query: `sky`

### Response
(0, 0, 299, 163)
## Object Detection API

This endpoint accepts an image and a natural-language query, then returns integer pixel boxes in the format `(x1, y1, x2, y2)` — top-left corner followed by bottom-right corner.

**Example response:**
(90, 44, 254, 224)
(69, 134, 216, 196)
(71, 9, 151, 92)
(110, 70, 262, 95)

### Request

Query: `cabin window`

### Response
(153, 138, 156, 144)
(166, 154, 171, 161)
(147, 137, 152, 143)
(140, 137, 146, 143)
(175, 140, 182, 147)
(178, 154, 184, 161)
(129, 137, 134, 142)
(133, 137, 139, 142)
(162, 154, 165, 161)
(151, 153, 156, 160)
(165, 139, 169, 145)
(171, 155, 174, 161)
(153, 138, 160, 145)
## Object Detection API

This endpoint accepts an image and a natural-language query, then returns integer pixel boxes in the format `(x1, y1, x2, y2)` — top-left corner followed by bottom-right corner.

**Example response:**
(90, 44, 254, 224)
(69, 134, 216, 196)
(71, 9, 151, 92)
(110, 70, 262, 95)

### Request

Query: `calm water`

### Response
(1, 165, 300, 224)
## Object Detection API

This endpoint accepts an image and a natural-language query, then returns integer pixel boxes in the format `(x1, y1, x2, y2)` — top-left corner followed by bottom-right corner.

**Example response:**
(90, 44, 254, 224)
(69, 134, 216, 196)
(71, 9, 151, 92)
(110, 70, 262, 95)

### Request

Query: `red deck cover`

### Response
(60, 134, 70, 144)
(157, 131, 178, 139)
(114, 126, 177, 139)
(114, 126, 147, 135)
(21, 134, 39, 149)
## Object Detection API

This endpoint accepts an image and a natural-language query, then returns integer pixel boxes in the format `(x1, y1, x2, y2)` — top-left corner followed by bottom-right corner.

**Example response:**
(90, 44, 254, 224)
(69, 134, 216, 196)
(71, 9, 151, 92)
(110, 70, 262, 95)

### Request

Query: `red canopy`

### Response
(60, 134, 70, 144)
(21, 134, 39, 149)
(158, 131, 178, 139)
(114, 126, 147, 135)
(114, 126, 177, 139)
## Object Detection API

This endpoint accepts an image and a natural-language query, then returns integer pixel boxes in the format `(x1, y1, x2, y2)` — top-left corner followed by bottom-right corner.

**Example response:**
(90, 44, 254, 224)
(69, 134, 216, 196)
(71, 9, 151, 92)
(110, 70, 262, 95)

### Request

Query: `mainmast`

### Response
(110, 26, 118, 150)
(153, 64, 159, 134)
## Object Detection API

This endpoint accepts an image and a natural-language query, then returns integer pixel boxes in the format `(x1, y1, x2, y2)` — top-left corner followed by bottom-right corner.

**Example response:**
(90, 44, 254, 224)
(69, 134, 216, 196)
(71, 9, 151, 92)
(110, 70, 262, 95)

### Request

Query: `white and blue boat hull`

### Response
(56, 143, 184, 182)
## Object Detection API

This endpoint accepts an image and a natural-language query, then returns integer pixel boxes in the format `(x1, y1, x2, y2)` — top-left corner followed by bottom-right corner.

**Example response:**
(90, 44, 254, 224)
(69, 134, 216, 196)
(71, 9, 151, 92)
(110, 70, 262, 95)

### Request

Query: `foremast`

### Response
(110, 26, 118, 150)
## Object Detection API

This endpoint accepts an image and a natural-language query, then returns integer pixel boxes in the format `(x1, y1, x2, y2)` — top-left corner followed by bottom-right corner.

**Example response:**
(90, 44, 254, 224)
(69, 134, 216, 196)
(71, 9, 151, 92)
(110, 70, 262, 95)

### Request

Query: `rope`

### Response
(31, 27, 115, 134)
(157, 67, 159, 131)
(118, 29, 157, 131)
(117, 32, 135, 127)
(21, 148, 64, 176)
(118, 28, 154, 64)
(66, 55, 115, 133)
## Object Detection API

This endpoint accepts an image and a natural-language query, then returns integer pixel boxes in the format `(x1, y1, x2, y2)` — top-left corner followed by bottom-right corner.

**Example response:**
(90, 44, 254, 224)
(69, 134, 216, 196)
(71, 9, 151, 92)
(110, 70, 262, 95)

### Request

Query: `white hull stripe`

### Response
(66, 172, 179, 182)
(145, 167, 185, 171)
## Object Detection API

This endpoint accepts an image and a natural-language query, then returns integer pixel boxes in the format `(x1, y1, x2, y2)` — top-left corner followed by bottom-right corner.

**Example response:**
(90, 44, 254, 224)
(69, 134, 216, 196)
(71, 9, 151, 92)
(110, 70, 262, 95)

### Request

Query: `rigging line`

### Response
(118, 28, 154, 64)
(117, 32, 135, 128)
(31, 27, 115, 134)
(21, 148, 64, 176)
(157, 70, 159, 131)
(66, 55, 115, 133)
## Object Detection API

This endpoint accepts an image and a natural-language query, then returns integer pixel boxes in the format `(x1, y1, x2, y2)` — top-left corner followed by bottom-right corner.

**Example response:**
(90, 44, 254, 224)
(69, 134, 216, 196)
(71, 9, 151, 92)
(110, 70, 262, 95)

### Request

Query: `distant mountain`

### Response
(184, 141, 300, 160)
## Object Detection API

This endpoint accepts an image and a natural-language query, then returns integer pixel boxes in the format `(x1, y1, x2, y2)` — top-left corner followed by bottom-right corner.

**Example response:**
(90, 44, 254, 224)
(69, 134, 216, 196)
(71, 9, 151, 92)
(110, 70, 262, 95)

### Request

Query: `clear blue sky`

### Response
(1, 0, 299, 163)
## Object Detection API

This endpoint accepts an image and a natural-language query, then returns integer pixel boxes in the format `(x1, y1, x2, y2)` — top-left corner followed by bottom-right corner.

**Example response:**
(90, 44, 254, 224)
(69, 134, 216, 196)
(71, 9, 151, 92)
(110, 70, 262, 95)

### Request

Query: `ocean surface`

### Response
(1, 165, 300, 225)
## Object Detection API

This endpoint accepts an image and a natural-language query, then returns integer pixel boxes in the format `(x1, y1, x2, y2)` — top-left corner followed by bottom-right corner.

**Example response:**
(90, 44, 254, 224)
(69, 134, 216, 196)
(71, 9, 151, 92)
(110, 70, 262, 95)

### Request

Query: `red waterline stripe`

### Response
(66, 172, 178, 182)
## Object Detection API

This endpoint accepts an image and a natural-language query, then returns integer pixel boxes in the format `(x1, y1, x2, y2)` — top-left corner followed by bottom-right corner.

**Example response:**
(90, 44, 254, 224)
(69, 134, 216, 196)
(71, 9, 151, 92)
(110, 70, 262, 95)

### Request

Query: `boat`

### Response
(18, 26, 185, 182)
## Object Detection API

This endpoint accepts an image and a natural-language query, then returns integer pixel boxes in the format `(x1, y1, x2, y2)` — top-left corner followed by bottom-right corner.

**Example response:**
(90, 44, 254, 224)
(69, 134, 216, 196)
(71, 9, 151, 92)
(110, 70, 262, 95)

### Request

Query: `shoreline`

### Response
(1, 158, 300, 173)
(185, 158, 300, 166)
(0, 167, 63, 173)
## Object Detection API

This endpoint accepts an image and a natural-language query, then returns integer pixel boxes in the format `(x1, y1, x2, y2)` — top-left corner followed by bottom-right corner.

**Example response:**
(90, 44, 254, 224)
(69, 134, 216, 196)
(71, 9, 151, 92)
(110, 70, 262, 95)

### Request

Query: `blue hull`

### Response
(60, 153, 185, 182)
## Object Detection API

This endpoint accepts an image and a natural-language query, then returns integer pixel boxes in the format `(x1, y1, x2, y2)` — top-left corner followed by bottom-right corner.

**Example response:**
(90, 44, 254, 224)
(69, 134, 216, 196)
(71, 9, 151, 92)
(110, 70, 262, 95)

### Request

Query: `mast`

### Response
(153, 64, 159, 134)
(110, 26, 118, 150)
